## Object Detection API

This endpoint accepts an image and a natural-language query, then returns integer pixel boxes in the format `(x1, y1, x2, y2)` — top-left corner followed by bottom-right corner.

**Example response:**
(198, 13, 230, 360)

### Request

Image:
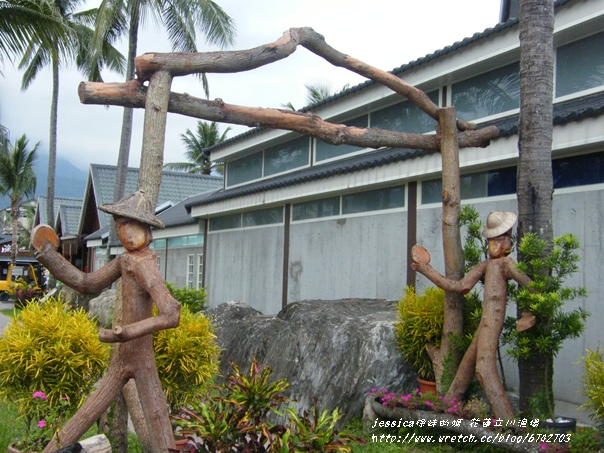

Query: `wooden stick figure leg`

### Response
(134, 362, 175, 453)
(446, 330, 478, 402)
(43, 367, 129, 453)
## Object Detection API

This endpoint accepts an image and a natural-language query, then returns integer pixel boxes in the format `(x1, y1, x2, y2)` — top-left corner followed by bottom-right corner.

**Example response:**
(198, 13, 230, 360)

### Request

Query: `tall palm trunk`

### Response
(10, 199, 19, 264)
(516, 0, 555, 415)
(112, 6, 139, 206)
(46, 52, 59, 227)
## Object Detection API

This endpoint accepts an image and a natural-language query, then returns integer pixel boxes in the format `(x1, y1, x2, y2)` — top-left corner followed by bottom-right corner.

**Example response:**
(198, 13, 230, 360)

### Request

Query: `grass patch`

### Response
(0, 308, 17, 317)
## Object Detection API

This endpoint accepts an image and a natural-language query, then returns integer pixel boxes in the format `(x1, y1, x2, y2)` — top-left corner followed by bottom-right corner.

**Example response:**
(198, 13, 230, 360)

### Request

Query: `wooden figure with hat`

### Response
(31, 189, 180, 453)
(411, 210, 532, 421)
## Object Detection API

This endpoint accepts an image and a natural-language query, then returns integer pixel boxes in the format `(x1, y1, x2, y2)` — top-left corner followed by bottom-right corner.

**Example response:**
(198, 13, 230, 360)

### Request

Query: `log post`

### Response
(434, 107, 465, 391)
(138, 70, 173, 205)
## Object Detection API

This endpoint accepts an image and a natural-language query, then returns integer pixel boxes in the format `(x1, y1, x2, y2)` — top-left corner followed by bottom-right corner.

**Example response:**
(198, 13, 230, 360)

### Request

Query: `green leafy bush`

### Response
(0, 297, 109, 446)
(154, 304, 220, 413)
(166, 282, 208, 312)
(580, 345, 604, 428)
(394, 286, 482, 383)
(175, 358, 361, 452)
(395, 286, 444, 381)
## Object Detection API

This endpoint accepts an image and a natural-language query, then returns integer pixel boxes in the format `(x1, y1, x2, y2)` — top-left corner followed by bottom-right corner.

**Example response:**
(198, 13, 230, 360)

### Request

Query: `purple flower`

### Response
(540, 443, 547, 451)
(32, 391, 47, 400)
(38, 419, 47, 428)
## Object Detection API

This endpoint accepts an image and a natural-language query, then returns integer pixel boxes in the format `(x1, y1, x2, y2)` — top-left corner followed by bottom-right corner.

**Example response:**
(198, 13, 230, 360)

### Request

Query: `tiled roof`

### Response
(187, 91, 604, 210)
(58, 203, 83, 236)
(90, 164, 223, 229)
(37, 196, 82, 226)
(157, 190, 219, 228)
(205, 0, 575, 154)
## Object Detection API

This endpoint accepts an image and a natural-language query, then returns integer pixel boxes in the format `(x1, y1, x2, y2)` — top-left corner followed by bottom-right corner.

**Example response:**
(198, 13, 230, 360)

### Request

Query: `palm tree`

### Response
(516, 0, 555, 417)
(18, 0, 125, 232)
(164, 120, 231, 175)
(92, 0, 236, 205)
(0, 0, 69, 62)
(282, 82, 350, 111)
(0, 134, 38, 264)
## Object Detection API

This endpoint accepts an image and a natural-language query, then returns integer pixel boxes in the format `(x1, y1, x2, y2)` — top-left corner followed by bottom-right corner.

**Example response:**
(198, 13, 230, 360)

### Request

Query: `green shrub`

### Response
(154, 304, 220, 412)
(395, 286, 444, 381)
(175, 358, 361, 452)
(580, 344, 604, 428)
(166, 282, 208, 312)
(0, 297, 109, 435)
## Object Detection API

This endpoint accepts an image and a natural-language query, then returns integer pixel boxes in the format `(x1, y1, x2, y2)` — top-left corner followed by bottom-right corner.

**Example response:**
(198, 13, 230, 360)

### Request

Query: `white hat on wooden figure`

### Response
(482, 211, 517, 238)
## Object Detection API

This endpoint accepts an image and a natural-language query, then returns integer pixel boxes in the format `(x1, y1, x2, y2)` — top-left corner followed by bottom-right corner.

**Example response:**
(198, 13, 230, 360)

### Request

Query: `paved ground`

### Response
(0, 300, 15, 335)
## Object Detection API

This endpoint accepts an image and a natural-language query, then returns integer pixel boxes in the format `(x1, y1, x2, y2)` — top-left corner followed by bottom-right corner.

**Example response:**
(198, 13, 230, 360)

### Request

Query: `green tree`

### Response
(0, 134, 38, 264)
(92, 0, 236, 204)
(0, 0, 69, 62)
(164, 120, 231, 175)
(18, 0, 125, 229)
(282, 82, 350, 111)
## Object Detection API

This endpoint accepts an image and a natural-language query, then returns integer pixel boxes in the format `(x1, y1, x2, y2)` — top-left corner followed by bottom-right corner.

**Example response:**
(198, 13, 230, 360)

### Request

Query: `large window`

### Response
(371, 91, 439, 135)
(553, 151, 604, 188)
(421, 167, 517, 204)
(452, 62, 520, 121)
(226, 152, 263, 186)
(292, 185, 405, 221)
(167, 235, 204, 248)
(292, 196, 340, 221)
(556, 32, 604, 98)
(264, 137, 310, 176)
(342, 186, 405, 214)
(315, 115, 368, 162)
(210, 206, 284, 231)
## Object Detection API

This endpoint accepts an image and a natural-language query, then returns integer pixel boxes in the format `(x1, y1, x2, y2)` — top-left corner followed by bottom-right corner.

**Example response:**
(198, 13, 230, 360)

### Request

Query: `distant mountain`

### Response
(0, 152, 88, 209)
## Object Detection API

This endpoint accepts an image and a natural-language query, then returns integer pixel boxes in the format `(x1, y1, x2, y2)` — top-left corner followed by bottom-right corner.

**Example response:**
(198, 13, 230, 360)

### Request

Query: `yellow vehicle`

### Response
(0, 261, 45, 301)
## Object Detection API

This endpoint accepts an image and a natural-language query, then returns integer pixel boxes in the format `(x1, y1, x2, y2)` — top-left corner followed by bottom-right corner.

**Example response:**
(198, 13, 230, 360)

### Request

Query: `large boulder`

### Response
(206, 299, 416, 425)
(87, 289, 116, 328)
(54, 284, 101, 311)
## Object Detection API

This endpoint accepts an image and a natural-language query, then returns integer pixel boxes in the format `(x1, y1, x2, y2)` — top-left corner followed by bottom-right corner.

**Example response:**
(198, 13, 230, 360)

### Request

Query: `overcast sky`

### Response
(0, 0, 502, 172)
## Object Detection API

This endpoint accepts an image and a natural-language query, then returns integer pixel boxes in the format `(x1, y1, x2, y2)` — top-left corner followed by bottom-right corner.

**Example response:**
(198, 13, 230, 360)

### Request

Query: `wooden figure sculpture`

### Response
(31, 190, 180, 453)
(411, 211, 531, 420)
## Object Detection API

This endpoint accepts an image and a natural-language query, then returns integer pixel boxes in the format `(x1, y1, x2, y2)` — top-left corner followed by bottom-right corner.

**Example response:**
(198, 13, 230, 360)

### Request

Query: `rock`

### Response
(87, 289, 116, 328)
(206, 299, 416, 425)
(79, 434, 112, 453)
(54, 285, 101, 312)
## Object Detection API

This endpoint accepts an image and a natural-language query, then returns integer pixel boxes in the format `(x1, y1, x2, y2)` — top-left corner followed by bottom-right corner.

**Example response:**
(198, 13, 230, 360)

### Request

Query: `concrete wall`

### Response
(205, 226, 284, 314)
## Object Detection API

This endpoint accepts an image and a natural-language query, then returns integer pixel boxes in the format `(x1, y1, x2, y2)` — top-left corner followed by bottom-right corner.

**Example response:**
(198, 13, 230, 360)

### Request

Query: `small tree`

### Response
(503, 233, 589, 418)
(0, 134, 38, 263)
(164, 121, 231, 175)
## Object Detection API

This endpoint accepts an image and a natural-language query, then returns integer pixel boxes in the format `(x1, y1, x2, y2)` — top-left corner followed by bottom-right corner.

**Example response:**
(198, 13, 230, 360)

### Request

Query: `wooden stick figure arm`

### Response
(504, 258, 532, 288)
(99, 256, 180, 343)
(36, 244, 121, 294)
(413, 261, 487, 294)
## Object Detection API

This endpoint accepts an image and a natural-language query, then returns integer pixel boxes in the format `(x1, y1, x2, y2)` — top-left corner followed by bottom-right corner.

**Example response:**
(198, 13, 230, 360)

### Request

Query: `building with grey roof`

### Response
(176, 0, 604, 412)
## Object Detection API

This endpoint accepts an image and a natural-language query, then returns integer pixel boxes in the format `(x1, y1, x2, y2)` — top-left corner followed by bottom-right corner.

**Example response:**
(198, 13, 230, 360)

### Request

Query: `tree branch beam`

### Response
(133, 27, 475, 131)
(79, 80, 499, 151)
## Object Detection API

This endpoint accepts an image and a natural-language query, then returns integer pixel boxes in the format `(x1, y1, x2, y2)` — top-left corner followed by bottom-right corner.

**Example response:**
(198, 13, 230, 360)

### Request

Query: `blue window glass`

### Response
(210, 213, 242, 231)
(242, 207, 284, 227)
(553, 151, 604, 188)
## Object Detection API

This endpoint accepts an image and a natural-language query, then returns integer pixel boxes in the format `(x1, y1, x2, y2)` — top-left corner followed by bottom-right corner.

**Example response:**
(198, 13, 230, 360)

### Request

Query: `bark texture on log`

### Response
(435, 107, 465, 392)
(79, 81, 499, 152)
